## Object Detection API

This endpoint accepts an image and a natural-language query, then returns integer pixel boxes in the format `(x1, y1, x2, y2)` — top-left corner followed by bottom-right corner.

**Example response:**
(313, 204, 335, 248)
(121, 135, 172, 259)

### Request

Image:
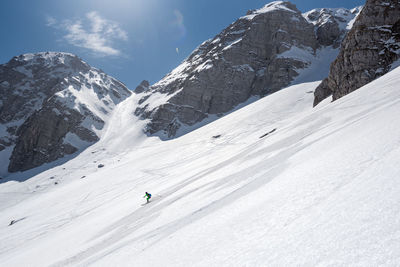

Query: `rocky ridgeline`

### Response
(314, 0, 400, 106)
(303, 7, 362, 48)
(0, 52, 131, 172)
(134, 1, 361, 138)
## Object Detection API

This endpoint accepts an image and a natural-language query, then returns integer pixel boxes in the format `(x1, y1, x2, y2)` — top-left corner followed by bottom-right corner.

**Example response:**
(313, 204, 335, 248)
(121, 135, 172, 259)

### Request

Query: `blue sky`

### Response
(1, 0, 364, 89)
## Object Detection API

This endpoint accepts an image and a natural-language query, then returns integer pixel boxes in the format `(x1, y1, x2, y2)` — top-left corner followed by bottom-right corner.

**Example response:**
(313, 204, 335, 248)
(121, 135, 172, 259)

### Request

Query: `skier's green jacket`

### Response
(144, 192, 151, 202)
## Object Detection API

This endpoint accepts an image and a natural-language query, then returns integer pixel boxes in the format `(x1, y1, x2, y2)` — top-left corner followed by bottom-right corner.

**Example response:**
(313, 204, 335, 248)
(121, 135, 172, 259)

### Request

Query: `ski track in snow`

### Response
(0, 68, 400, 266)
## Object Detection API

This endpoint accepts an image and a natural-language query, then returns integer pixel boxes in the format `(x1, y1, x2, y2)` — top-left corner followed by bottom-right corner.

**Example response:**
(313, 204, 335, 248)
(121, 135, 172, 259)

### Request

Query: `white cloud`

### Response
(171, 10, 186, 40)
(47, 12, 128, 57)
(173, 10, 184, 27)
(46, 16, 57, 27)
(86, 12, 128, 41)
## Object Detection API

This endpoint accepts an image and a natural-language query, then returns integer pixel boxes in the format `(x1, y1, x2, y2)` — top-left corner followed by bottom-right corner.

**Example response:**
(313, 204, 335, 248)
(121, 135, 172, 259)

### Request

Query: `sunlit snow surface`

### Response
(242, 1, 297, 20)
(1, 67, 400, 266)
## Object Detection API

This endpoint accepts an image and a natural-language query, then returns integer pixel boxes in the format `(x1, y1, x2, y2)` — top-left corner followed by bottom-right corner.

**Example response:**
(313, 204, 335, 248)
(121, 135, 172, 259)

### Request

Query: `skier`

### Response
(144, 192, 152, 203)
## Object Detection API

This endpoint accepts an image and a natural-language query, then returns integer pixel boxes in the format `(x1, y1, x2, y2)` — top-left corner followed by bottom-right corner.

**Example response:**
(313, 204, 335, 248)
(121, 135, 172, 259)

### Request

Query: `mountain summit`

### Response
(134, 1, 361, 138)
(0, 52, 131, 173)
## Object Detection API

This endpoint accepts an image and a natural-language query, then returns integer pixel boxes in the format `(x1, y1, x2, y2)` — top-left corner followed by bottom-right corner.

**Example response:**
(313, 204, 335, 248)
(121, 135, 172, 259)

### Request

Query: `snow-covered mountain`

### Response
(0, 2, 364, 174)
(134, 1, 361, 138)
(0, 52, 131, 174)
(1, 64, 400, 266)
(1, 1, 400, 265)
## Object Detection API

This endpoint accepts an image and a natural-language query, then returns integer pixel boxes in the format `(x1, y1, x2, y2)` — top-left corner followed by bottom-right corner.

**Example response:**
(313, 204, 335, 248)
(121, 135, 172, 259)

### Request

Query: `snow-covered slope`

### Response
(1, 66, 400, 266)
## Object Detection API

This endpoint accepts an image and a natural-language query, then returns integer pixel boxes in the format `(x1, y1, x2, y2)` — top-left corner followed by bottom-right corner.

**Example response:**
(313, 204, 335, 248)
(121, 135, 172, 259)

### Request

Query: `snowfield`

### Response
(1, 67, 400, 266)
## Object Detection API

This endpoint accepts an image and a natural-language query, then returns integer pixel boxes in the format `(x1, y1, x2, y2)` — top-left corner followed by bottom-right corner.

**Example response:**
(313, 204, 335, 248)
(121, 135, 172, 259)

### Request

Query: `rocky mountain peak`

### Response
(135, 80, 150, 93)
(243, 1, 300, 20)
(5, 52, 91, 79)
(134, 2, 360, 138)
(12, 51, 85, 65)
(0, 52, 131, 173)
(303, 6, 363, 47)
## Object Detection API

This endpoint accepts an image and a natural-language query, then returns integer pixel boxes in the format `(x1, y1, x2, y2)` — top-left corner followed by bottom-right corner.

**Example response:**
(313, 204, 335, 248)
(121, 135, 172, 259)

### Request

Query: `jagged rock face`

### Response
(8, 101, 86, 172)
(135, 80, 150, 93)
(314, 0, 400, 106)
(304, 7, 363, 48)
(135, 1, 360, 138)
(0, 52, 131, 173)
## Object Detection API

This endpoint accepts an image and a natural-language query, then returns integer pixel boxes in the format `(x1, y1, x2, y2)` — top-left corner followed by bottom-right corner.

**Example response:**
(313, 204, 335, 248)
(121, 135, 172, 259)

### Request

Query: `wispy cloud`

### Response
(47, 12, 128, 57)
(173, 10, 184, 27)
(172, 9, 186, 39)
(46, 16, 57, 27)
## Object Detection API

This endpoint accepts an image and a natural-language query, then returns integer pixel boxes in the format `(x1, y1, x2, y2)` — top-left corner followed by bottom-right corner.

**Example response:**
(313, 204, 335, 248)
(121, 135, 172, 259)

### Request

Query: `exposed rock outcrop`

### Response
(135, 1, 360, 138)
(303, 7, 363, 47)
(134, 80, 150, 93)
(314, 0, 400, 106)
(0, 52, 131, 173)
